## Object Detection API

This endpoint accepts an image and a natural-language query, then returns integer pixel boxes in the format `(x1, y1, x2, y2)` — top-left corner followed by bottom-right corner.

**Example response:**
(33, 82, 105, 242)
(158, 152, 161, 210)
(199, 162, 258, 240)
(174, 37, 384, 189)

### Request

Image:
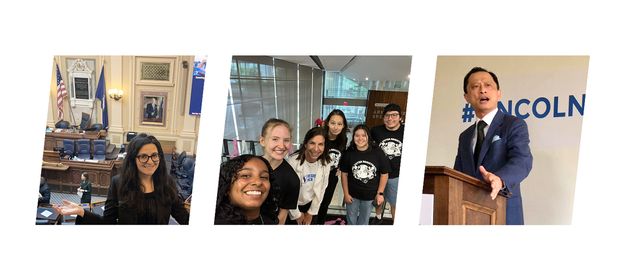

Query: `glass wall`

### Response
(224, 56, 323, 153)
(322, 71, 409, 128)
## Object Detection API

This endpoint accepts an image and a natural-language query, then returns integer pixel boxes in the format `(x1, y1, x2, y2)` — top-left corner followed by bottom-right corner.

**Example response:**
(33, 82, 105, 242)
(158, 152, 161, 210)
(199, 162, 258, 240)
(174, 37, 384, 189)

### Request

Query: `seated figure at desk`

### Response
(38, 177, 50, 206)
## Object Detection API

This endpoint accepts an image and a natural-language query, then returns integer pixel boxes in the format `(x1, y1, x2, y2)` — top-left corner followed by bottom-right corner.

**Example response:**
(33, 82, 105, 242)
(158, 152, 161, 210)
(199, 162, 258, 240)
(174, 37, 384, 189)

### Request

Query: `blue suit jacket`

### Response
(454, 110, 532, 225)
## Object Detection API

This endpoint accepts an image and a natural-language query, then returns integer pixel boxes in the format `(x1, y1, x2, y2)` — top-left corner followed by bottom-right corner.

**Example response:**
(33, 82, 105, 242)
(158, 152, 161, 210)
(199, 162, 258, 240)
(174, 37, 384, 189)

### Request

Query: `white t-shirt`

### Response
(286, 153, 331, 220)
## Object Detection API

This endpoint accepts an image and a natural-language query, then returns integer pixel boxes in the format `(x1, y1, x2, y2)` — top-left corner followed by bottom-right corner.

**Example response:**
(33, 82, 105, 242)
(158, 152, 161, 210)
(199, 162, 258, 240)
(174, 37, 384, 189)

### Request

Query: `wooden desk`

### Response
(423, 166, 507, 225)
(42, 161, 69, 171)
(43, 151, 61, 163)
(44, 129, 107, 151)
(41, 159, 121, 196)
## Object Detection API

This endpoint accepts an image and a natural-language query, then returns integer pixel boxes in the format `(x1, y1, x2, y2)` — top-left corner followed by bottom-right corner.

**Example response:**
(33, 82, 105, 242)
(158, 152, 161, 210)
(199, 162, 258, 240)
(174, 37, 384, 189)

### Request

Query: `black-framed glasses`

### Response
(136, 153, 160, 163)
(383, 113, 400, 119)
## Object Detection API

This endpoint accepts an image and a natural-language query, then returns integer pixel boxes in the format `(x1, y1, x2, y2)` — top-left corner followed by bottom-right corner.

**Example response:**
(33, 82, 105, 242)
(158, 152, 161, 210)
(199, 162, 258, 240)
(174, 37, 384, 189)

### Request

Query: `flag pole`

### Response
(67, 90, 77, 128)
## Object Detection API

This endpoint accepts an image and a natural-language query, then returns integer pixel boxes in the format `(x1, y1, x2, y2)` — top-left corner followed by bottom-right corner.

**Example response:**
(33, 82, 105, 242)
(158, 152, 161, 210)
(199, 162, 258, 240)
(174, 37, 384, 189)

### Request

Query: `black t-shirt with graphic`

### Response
(370, 124, 404, 179)
(272, 159, 300, 210)
(339, 147, 390, 201)
(325, 138, 345, 181)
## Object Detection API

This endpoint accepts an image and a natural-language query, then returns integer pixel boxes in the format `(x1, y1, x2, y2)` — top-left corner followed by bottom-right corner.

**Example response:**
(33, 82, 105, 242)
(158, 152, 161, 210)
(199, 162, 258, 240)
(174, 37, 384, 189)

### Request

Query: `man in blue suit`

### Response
(454, 67, 533, 225)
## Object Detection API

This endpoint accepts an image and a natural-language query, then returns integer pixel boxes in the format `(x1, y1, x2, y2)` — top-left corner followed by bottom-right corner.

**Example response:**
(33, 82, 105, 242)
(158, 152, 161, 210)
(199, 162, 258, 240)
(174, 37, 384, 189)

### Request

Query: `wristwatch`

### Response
(377, 192, 384, 196)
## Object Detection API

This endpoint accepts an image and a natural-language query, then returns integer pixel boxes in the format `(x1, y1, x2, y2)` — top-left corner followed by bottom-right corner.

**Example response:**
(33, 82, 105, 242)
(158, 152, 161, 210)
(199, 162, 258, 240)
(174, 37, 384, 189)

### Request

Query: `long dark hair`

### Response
(215, 155, 279, 225)
(347, 124, 375, 151)
(323, 109, 348, 151)
(118, 133, 178, 216)
(293, 127, 331, 166)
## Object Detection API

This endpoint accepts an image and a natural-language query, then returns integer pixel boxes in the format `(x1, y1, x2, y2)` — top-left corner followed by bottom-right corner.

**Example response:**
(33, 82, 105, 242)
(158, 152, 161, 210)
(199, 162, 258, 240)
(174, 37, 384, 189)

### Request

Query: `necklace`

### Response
(259, 215, 264, 225)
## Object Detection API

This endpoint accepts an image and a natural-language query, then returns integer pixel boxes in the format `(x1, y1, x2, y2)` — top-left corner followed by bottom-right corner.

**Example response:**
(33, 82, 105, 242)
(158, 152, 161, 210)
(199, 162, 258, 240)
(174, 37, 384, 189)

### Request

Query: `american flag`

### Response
(55, 63, 68, 120)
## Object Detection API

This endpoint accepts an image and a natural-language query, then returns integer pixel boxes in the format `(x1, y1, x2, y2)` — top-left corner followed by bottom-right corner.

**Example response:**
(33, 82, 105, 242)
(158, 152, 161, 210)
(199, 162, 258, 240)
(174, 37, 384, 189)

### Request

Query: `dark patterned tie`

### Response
(474, 120, 487, 166)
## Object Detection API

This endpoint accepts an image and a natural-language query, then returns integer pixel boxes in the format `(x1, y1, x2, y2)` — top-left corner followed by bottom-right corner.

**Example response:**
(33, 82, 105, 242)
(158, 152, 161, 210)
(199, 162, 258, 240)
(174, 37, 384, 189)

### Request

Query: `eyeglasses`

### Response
(136, 153, 160, 163)
(383, 113, 400, 119)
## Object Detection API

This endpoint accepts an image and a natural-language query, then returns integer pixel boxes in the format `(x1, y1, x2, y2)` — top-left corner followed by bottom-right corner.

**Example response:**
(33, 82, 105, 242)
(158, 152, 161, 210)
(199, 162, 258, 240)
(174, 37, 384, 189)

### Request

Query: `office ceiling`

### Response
(271, 55, 412, 82)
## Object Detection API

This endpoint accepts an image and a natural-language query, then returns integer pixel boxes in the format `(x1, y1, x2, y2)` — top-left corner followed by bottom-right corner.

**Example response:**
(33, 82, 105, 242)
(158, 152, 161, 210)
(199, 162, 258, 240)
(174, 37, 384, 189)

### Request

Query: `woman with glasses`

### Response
(54, 133, 189, 224)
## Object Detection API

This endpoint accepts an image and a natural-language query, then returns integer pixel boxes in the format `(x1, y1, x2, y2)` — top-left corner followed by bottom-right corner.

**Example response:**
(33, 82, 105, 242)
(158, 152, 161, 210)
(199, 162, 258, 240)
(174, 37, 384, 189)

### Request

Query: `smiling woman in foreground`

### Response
(215, 154, 279, 225)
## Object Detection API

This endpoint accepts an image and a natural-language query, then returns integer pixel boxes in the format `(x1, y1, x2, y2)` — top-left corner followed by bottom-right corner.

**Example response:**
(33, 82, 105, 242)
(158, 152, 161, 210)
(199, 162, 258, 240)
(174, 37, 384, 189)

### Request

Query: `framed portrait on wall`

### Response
(140, 91, 167, 126)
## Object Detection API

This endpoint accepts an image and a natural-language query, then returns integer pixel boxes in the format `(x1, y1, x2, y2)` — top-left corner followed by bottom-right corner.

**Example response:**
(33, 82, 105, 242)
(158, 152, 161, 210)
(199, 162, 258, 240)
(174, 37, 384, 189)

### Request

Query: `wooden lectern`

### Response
(423, 166, 507, 225)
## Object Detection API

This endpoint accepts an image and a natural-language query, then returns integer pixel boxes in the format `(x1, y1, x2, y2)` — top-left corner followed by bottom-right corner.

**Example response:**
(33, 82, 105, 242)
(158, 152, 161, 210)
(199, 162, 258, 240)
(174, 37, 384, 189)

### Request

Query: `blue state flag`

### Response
(95, 65, 108, 129)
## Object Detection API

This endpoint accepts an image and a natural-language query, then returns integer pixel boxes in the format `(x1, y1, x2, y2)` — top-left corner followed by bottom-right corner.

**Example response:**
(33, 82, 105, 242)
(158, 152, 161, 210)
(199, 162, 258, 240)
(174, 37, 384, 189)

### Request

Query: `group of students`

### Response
(215, 104, 405, 225)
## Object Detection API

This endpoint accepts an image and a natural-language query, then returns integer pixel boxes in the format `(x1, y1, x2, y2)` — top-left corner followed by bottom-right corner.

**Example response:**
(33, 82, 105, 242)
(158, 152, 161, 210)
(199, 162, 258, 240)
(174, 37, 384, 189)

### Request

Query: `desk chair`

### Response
(105, 143, 119, 160)
(125, 131, 138, 142)
(76, 139, 91, 159)
(55, 120, 71, 129)
(93, 139, 106, 160)
(87, 123, 103, 131)
(62, 139, 75, 158)
(79, 112, 91, 130)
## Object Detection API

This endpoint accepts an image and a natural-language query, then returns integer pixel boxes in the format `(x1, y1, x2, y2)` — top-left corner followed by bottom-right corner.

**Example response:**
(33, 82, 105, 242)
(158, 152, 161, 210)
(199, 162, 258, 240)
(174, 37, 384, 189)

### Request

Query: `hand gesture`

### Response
(479, 166, 503, 200)
(53, 199, 85, 217)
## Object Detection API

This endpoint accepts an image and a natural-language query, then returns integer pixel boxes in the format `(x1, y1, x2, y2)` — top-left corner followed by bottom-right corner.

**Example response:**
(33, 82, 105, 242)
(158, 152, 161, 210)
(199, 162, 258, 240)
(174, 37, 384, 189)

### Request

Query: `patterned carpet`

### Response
(49, 192, 106, 205)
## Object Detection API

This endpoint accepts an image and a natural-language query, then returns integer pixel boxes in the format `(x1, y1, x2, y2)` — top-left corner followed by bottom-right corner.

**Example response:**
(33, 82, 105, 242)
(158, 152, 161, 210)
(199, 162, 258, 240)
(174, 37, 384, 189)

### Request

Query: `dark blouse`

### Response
(76, 175, 189, 225)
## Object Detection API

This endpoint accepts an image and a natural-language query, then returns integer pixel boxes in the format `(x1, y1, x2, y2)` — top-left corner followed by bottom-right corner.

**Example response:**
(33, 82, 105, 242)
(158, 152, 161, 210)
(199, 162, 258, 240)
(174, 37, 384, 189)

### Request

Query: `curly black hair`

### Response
(215, 155, 279, 225)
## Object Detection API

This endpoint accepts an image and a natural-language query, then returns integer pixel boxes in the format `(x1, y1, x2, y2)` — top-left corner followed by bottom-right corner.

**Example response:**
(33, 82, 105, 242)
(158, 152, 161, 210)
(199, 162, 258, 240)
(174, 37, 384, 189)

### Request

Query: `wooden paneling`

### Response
(365, 90, 408, 127)
(159, 140, 176, 154)
(41, 159, 121, 196)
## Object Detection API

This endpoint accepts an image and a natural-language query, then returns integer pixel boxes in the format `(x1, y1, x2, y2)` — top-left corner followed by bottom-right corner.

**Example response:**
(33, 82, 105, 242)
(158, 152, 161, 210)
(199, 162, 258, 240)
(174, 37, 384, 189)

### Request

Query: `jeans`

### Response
(346, 198, 373, 225)
(384, 177, 399, 206)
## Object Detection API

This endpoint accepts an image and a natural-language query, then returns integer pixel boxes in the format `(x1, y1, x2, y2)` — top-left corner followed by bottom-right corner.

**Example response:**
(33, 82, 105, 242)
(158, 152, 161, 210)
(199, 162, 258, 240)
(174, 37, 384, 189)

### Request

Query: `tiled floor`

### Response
(50, 192, 106, 205)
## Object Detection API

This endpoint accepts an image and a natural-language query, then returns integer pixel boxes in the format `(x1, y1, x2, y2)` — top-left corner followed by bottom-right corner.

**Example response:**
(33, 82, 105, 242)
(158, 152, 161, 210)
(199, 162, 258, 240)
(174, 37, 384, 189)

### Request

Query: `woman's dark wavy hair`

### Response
(118, 133, 179, 217)
(215, 155, 279, 225)
(323, 109, 348, 151)
(347, 124, 376, 151)
(293, 127, 331, 166)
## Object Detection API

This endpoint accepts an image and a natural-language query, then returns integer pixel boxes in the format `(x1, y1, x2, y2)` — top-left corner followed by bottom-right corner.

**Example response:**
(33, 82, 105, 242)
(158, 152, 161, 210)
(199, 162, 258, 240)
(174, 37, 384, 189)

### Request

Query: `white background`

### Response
(1, 1, 635, 276)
